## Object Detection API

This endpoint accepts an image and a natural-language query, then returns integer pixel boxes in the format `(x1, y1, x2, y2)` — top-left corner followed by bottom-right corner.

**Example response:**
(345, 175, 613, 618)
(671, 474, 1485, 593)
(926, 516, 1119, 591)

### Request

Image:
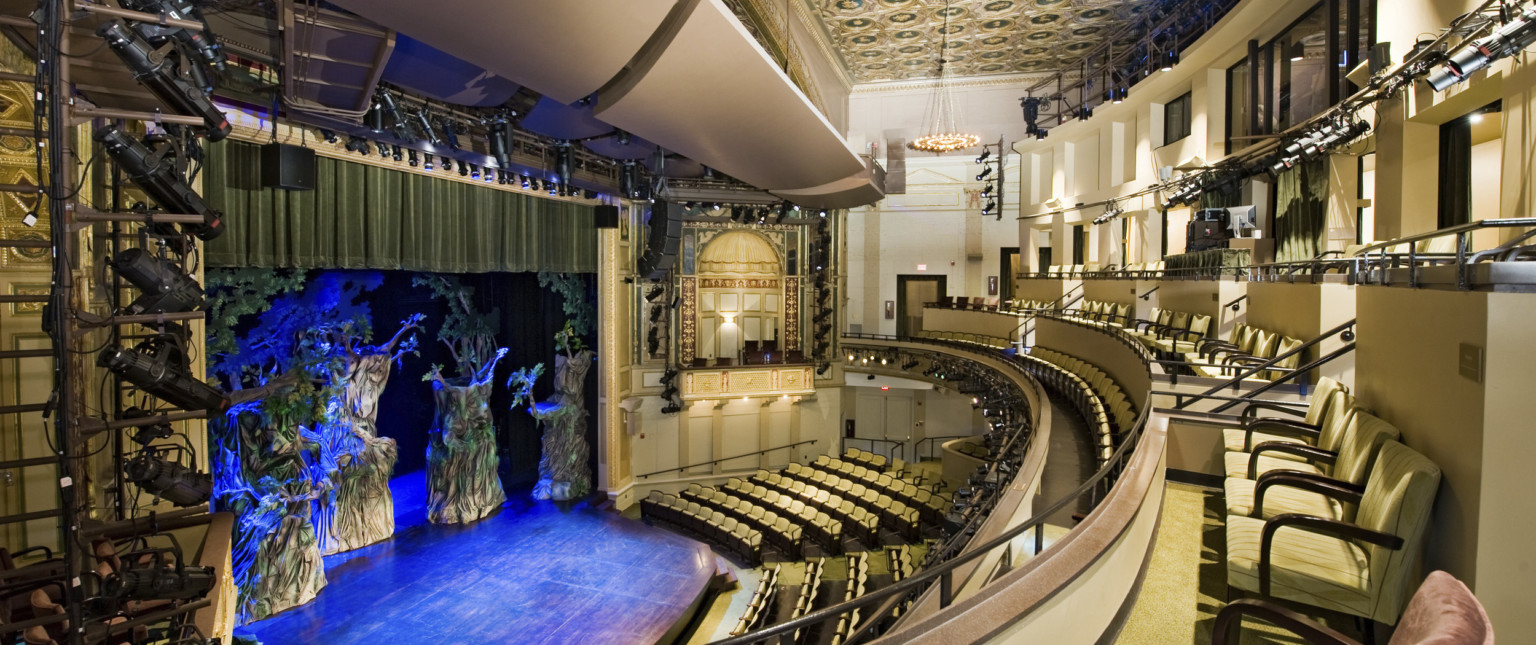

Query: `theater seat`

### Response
(1225, 440, 1441, 626)
(1224, 411, 1400, 520)
(1223, 377, 1348, 453)
(1213, 570, 1491, 645)
(1223, 391, 1356, 479)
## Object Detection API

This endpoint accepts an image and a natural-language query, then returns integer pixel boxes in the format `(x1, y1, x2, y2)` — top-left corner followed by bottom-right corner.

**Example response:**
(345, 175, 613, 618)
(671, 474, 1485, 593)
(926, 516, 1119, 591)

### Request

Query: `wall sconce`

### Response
(722, 313, 736, 324)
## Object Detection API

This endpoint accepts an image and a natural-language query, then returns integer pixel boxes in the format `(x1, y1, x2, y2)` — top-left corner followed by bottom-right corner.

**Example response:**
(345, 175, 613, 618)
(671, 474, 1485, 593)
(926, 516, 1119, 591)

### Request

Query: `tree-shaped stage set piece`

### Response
(205, 270, 420, 624)
(416, 275, 537, 524)
(508, 272, 596, 501)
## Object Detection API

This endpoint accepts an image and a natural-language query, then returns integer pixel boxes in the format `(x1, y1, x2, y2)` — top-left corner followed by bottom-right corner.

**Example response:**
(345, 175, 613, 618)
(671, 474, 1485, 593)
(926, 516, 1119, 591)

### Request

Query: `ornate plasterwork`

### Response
(817, 0, 1158, 83)
(680, 365, 816, 400)
(679, 277, 698, 364)
(784, 276, 801, 351)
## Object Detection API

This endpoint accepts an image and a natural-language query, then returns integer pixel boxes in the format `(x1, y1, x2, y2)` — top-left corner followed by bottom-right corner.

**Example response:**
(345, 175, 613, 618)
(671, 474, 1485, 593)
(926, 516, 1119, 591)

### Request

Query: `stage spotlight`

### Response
(981, 183, 994, 197)
(423, 153, 435, 170)
(376, 141, 391, 158)
(975, 166, 992, 181)
(645, 286, 665, 302)
(459, 162, 469, 177)
(532, 178, 543, 191)
(118, 0, 225, 73)
(391, 145, 403, 162)
(95, 125, 223, 242)
(408, 149, 419, 167)
(1161, 49, 1179, 72)
(112, 248, 202, 316)
(415, 109, 441, 146)
(488, 121, 512, 170)
(1289, 41, 1306, 62)
(660, 403, 681, 415)
(443, 120, 462, 150)
(522, 174, 532, 189)
(555, 143, 574, 186)
(99, 335, 227, 412)
(1113, 87, 1128, 104)
(442, 158, 454, 173)
(1426, 6, 1536, 91)
(125, 445, 211, 507)
(975, 149, 991, 164)
(377, 89, 409, 140)
(901, 359, 920, 370)
(104, 544, 215, 602)
(96, 21, 230, 140)
(345, 136, 370, 154)
(319, 129, 338, 144)
(364, 102, 386, 134)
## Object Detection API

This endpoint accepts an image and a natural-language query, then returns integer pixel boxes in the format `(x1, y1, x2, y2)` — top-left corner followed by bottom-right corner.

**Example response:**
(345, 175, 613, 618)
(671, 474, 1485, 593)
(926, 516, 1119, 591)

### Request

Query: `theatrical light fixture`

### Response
(1426, 4, 1536, 92)
(521, 174, 532, 189)
(96, 20, 230, 140)
(975, 149, 991, 164)
(118, 0, 225, 73)
(976, 166, 992, 181)
(319, 129, 338, 144)
(443, 119, 462, 150)
(423, 153, 435, 170)
(376, 141, 391, 158)
(981, 184, 994, 198)
(125, 444, 211, 507)
(555, 143, 574, 186)
(345, 136, 370, 154)
(365, 102, 386, 134)
(1289, 41, 1306, 62)
(408, 149, 419, 167)
(415, 108, 441, 146)
(459, 163, 469, 177)
(442, 158, 454, 173)
(982, 199, 997, 215)
(377, 89, 409, 140)
(112, 248, 203, 316)
(104, 540, 216, 602)
(1161, 49, 1179, 72)
(488, 121, 513, 170)
(391, 145, 403, 162)
(96, 125, 223, 242)
(1112, 87, 1128, 104)
(99, 335, 228, 412)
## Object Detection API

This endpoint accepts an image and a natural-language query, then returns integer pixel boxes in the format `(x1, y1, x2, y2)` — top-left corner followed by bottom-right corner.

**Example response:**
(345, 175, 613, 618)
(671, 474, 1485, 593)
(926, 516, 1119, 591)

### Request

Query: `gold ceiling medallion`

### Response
(909, 0, 979, 154)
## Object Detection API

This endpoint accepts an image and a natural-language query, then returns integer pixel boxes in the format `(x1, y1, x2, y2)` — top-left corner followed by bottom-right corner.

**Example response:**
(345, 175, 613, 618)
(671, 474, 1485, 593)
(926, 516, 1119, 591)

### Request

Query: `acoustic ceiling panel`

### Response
(596, 0, 864, 191)
(327, 0, 678, 104)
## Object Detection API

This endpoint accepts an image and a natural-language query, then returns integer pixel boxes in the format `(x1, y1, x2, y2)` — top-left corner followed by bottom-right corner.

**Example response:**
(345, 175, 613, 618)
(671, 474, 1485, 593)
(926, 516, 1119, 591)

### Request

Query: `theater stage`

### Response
(242, 472, 718, 644)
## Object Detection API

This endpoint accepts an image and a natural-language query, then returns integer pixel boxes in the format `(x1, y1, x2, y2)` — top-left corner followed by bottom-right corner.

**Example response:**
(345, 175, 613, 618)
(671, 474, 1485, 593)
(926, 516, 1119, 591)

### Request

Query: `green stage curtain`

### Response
(1273, 157, 1329, 263)
(203, 141, 598, 273)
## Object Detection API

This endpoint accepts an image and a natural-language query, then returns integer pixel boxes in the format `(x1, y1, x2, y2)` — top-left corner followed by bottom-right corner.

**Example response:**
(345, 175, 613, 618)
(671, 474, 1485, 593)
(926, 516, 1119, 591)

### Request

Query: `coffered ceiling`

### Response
(816, 0, 1159, 83)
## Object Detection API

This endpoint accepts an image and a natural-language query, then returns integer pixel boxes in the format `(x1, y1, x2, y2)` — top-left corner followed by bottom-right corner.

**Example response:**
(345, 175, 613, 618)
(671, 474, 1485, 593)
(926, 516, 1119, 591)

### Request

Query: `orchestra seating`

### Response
(827, 553, 869, 645)
(640, 491, 763, 564)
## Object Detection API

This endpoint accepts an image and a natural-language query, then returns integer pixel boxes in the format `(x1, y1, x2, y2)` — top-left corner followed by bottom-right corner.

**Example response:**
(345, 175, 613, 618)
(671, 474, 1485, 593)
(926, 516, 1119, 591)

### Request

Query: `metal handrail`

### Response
(715, 318, 1154, 644)
(1225, 294, 1248, 311)
(1350, 218, 1536, 257)
(1139, 285, 1160, 300)
(636, 440, 817, 479)
(1172, 319, 1355, 407)
(1209, 344, 1355, 414)
(1353, 218, 1536, 289)
(842, 436, 906, 464)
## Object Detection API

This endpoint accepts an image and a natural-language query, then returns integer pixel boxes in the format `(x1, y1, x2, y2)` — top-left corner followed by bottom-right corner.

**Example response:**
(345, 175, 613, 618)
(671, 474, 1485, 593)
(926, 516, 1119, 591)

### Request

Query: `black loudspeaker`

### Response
(1368, 43, 1392, 75)
(638, 201, 682, 280)
(260, 143, 316, 191)
(595, 204, 619, 229)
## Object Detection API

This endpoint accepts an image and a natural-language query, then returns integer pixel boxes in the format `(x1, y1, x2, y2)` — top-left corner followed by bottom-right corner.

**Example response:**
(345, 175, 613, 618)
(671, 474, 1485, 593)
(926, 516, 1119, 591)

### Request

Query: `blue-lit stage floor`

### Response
(241, 472, 718, 645)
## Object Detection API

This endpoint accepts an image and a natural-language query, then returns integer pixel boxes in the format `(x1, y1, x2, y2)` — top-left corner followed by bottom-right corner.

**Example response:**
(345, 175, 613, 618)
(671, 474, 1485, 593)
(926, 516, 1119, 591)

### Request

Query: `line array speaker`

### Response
(638, 200, 682, 280)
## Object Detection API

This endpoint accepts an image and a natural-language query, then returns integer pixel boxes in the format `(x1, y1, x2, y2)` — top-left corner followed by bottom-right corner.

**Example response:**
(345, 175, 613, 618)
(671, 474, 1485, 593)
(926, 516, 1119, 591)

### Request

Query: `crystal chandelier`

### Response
(909, 1, 979, 154)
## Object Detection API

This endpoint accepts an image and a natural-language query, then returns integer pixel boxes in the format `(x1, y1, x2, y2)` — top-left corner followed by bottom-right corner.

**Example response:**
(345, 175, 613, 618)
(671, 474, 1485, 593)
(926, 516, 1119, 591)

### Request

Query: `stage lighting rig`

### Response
(96, 21, 229, 141)
(415, 108, 441, 146)
(125, 443, 211, 507)
(112, 247, 203, 316)
(96, 125, 223, 243)
(345, 136, 369, 154)
(117, 0, 225, 74)
(1426, 3, 1536, 91)
(99, 334, 228, 412)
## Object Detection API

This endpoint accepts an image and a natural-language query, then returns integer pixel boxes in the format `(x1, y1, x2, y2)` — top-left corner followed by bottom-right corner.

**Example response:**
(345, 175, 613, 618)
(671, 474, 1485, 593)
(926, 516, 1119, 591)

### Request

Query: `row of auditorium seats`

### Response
(1040, 261, 1167, 278)
(778, 464, 922, 540)
(908, 329, 1012, 350)
(1126, 308, 1213, 352)
(682, 484, 813, 556)
(1001, 298, 1056, 313)
(788, 557, 827, 627)
(1219, 377, 1443, 629)
(1069, 300, 1132, 326)
(841, 448, 887, 472)
(720, 479, 841, 553)
(827, 553, 870, 645)
(749, 470, 882, 544)
(1181, 322, 1303, 382)
(1027, 348, 1137, 462)
(807, 456, 950, 524)
(936, 296, 1000, 310)
(640, 492, 763, 563)
(729, 564, 781, 636)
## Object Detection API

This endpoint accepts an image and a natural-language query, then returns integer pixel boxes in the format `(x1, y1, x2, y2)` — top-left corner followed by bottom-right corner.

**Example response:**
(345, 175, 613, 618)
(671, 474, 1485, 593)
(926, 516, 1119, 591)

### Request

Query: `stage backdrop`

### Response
(201, 140, 599, 273)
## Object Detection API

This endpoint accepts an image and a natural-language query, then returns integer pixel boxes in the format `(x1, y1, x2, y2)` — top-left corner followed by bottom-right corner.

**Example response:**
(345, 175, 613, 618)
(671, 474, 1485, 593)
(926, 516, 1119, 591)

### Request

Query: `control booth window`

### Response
(1165, 91, 1193, 145)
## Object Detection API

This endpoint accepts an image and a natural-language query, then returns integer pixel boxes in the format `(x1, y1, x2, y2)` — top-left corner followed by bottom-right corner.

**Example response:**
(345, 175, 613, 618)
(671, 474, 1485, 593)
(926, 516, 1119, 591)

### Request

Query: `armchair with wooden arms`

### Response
(1212, 571, 1491, 645)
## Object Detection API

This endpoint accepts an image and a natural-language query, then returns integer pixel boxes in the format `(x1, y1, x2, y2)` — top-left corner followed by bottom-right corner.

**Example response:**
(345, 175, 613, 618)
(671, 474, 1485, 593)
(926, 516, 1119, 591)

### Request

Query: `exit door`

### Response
(896, 275, 946, 338)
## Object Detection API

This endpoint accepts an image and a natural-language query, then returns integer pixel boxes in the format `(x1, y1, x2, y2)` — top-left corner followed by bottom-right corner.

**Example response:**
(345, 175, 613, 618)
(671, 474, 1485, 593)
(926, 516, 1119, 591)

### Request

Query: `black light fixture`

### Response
(345, 136, 370, 154)
(375, 141, 390, 158)
(423, 153, 435, 170)
(459, 162, 469, 177)
(125, 445, 211, 507)
(416, 108, 441, 145)
(1289, 41, 1306, 62)
(391, 144, 403, 161)
(95, 20, 229, 140)
(470, 164, 481, 179)
(319, 129, 338, 143)
(1426, 4, 1536, 92)
(522, 174, 532, 189)
(112, 248, 203, 316)
(976, 166, 992, 181)
(1161, 49, 1179, 72)
(1113, 87, 1128, 103)
(975, 149, 991, 164)
(443, 119, 461, 150)
(95, 125, 223, 243)
(377, 89, 410, 140)
(408, 149, 419, 167)
(98, 335, 227, 412)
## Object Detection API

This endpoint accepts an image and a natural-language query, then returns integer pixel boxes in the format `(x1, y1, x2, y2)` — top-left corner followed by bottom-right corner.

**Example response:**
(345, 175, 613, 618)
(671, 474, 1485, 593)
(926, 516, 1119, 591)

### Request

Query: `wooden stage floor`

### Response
(242, 472, 717, 644)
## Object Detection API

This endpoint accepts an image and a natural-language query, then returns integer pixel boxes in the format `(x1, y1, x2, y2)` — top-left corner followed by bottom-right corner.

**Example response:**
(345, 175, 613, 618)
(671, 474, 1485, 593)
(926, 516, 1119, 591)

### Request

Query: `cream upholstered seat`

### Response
(1226, 440, 1442, 625)
(1223, 390, 1355, 478)
(1223, 377, 1348, 453)
(1225, 411, 1400, 519)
